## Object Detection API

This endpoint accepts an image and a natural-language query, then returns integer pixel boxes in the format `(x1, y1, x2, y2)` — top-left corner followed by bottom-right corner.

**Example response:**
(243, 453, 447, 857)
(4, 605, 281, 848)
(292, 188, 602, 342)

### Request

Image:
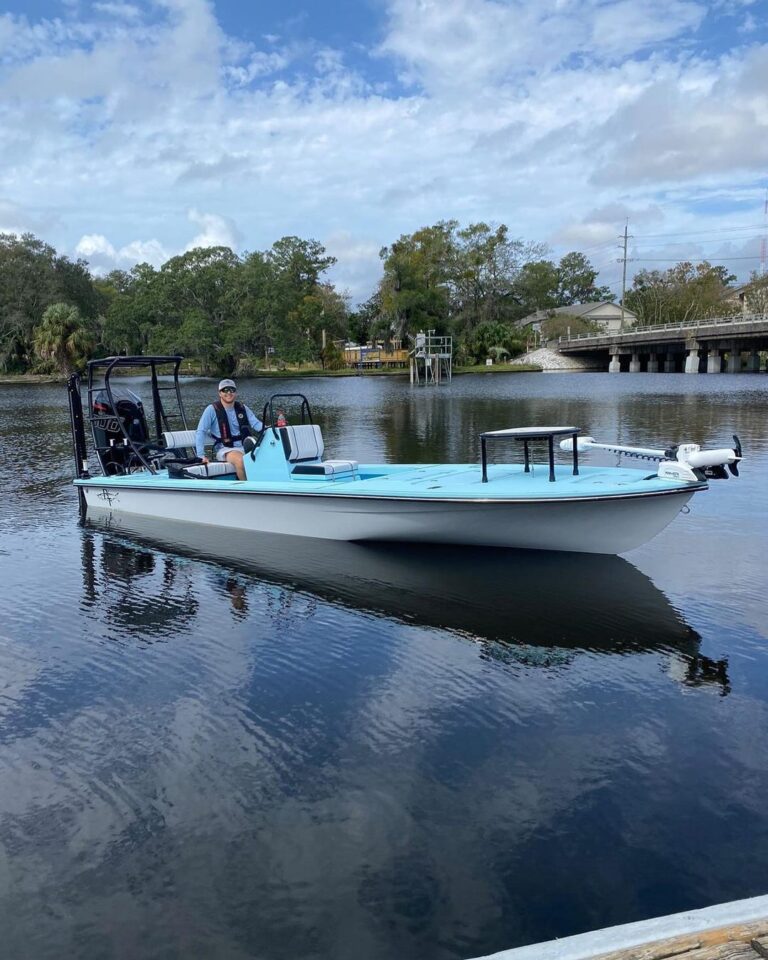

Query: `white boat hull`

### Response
(82, 484, 696, 554)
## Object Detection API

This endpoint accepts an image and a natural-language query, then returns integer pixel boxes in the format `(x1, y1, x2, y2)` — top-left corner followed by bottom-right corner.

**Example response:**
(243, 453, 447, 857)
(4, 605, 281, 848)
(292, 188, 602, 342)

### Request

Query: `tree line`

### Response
(1, 226, 763, 376)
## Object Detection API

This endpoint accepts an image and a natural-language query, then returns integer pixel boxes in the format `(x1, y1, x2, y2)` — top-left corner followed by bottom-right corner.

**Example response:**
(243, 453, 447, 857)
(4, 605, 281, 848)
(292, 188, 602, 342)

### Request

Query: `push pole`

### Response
(67, 374, 90, 518)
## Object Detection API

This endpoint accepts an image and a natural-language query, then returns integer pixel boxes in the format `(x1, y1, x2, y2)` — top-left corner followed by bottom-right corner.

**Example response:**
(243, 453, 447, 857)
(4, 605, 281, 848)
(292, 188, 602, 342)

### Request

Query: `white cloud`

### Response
(378, 0, 708, 95)
(74, 233, 170, 273)
(185, 209, 242, 251)
(590, 1, 705, 57)
(92, 3, 142, 20)
(75, 233, 118, 259)
(1, 0, 767, 297)
(324, 231, 384, 301)
(591, 46, 768, 185)
(0, 198, 58, 236)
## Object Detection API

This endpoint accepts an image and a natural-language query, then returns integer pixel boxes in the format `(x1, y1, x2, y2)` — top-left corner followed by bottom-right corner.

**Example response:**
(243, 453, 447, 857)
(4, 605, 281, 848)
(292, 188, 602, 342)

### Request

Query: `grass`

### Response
(454, 363, 542, 374)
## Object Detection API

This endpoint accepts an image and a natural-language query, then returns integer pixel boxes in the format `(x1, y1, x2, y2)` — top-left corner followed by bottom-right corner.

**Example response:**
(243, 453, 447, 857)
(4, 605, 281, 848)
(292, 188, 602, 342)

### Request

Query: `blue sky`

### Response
(1, 0, 768, 301)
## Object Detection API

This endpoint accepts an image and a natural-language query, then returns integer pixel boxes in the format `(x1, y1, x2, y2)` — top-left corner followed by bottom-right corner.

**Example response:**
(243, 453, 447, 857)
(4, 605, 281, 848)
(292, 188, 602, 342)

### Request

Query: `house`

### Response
(343, 340, 410, 368)
(518, 301, 638, 336)
(722, 281, 768, 315)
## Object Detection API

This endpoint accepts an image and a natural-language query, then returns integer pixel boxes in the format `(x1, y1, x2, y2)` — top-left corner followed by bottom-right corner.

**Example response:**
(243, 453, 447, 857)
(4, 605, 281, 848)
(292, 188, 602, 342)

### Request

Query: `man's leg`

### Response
(223, 449, 246, 480)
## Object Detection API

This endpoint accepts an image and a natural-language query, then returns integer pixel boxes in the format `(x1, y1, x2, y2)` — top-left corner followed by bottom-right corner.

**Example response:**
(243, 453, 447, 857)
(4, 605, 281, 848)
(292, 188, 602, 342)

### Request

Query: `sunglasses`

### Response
(220, 387, 237, 394)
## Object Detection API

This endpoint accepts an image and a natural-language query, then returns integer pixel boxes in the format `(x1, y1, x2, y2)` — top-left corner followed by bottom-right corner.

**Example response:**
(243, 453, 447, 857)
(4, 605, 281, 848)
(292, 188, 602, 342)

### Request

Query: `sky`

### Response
(1, 0, 768, 303)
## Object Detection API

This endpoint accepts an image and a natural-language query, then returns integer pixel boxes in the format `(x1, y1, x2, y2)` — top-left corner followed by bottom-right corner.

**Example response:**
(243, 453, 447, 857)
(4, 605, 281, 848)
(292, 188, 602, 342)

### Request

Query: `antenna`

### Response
(761, 189, 767, 276)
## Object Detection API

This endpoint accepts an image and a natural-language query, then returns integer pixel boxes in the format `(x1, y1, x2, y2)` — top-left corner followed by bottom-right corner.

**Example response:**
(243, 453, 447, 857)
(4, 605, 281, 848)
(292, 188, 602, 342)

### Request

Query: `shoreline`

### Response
(1, 363, 543, 384)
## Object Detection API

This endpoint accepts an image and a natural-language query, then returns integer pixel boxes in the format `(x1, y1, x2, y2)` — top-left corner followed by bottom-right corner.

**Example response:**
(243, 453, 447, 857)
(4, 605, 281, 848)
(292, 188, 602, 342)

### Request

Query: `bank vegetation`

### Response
(1, 226, 763, 376)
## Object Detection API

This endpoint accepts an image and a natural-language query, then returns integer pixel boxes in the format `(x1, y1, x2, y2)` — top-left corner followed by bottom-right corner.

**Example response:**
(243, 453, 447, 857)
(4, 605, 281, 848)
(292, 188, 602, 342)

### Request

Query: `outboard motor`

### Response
(91, 387, 149, 474)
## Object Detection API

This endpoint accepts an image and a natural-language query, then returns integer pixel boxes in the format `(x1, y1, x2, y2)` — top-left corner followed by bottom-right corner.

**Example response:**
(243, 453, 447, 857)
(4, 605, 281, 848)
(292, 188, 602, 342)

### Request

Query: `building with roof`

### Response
(518, 301, 638, 336)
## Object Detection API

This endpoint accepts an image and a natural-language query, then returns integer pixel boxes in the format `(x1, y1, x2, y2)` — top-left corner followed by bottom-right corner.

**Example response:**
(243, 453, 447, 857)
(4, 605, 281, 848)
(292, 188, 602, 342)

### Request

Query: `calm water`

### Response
(0, 372, 767, 960)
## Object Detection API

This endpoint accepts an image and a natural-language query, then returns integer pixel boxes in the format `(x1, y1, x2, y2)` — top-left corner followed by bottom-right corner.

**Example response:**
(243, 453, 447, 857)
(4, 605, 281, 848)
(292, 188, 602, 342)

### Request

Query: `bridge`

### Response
(557, 313, 768, 373)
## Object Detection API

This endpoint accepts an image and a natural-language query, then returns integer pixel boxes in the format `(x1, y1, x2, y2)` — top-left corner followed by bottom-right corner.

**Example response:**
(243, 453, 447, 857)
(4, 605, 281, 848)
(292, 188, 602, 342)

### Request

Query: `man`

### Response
(195, 379, 263, 480)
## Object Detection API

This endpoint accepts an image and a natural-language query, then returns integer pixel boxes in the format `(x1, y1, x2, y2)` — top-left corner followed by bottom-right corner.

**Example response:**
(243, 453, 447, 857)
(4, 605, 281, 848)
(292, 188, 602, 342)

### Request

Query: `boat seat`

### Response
(292, 460, 358, 477)
(278, 425, 358, 477)
(162, 429, 198, 452)
(278, 424, 325, 462)
(167, 461, 238, 479)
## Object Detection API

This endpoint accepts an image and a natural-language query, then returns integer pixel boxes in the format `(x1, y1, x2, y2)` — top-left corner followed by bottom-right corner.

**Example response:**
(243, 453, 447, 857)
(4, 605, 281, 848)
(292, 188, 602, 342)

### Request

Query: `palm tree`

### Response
(33, 302, 95, 374)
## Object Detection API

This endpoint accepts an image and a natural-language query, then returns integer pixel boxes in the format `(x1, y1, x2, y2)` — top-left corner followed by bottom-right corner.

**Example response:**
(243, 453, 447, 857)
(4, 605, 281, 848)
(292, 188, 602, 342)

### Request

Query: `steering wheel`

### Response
(243, 429, 266, 458)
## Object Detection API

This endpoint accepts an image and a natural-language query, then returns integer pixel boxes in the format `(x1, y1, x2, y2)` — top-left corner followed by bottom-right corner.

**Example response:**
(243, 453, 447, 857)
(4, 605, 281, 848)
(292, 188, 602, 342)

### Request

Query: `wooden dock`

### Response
(587, 920, 768, 959)
(471, 894, 768, 960)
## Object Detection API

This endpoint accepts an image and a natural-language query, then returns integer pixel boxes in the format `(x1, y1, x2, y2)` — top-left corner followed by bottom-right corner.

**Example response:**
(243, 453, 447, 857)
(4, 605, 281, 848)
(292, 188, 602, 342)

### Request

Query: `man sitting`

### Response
(195, 379, 263, 480)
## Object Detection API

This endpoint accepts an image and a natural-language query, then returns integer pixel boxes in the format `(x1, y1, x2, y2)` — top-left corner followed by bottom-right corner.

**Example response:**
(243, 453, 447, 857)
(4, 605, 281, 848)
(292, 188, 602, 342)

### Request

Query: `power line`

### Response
(642, 234, 763, 247)
(633, 255, 759, 262)
(635, 224, 765, 239)
(575, 238, 619, 255)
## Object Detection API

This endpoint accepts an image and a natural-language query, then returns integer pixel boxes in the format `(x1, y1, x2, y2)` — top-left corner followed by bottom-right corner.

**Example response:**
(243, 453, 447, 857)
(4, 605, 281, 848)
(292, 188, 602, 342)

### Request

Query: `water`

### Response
(0, 372, 767, 960)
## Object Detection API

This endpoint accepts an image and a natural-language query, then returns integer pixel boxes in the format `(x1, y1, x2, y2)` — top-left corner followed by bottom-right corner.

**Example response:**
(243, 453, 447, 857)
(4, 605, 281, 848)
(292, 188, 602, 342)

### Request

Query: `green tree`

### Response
(54, 256, 100, 319)
(462, 320, 526, 364)
(149, 247, 244, 370)
(267, 236, 336, 290)
(556, 251, 614, 305)
(0, 234, 60, 371)
(540, 314, 605, 340)
(101, 263, 168, 356)
(348, 292, 381, 345)
(0, 233, 101, 371)
(230, 250, 278, 364)
(451, 223, 545, 329)
(741, 271, 768, 314)
(264, 237, 339, 364)
(33, 302, 95, 374)
(514, 259, 560, 316)
(625, 261, 736, 325)
(378, 222, 455, 340)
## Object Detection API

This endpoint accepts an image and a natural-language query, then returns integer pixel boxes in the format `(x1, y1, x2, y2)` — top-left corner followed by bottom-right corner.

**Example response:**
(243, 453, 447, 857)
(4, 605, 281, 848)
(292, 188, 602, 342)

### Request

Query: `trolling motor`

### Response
(560, 435, 743, 483)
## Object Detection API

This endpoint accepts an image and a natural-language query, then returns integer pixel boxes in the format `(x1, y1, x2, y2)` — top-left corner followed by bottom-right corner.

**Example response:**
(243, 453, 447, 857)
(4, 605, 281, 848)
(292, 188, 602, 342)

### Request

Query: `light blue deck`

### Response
(76, 461, 702, 501)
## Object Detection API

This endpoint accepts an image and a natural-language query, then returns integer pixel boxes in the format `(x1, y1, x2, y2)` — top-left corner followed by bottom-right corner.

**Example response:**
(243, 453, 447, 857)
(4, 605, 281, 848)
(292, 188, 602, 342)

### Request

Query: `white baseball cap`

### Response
(218, 379, 237, 390)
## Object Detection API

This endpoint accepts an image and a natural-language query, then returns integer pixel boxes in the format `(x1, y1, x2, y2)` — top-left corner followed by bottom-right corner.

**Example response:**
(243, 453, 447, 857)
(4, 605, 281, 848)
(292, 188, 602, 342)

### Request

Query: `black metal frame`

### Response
(69, 355, 189, 479)
(260, 394, 313, 441)
(480, 427, 580, 483)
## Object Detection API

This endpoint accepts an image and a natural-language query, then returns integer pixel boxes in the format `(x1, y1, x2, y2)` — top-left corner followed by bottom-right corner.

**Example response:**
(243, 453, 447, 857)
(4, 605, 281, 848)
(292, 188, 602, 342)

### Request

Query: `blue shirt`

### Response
(196, 403, 263, 458)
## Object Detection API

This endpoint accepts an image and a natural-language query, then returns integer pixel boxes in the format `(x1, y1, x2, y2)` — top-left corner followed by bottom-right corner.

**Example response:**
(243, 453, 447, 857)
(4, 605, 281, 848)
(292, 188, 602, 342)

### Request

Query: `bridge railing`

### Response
(558, 312, 768, 344)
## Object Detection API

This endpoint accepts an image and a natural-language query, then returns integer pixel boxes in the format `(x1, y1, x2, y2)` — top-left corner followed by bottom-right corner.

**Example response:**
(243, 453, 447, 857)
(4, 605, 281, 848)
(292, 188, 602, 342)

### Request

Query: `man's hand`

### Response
(201, 456, 209, 464)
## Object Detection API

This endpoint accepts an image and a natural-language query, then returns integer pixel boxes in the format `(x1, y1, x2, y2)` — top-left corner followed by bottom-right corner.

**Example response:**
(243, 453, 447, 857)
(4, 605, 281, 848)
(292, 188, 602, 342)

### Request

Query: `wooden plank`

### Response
(593, 921, 768, 960)
(679, 946, 759, 959)
(751, 936, 768, 958)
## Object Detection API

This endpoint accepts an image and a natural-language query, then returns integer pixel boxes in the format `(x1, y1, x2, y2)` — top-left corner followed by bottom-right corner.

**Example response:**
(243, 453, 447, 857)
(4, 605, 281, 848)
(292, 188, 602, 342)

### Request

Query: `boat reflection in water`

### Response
(83, 511, 729, 693)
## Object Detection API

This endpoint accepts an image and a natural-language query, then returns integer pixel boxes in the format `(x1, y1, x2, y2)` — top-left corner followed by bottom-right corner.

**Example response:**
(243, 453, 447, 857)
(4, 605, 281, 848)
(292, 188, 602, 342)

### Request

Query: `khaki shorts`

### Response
(215, 444, 243, 462)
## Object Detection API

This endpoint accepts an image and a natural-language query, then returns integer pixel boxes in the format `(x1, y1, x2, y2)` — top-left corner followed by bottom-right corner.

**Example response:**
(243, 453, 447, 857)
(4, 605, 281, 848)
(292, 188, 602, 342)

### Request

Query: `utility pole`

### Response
(618, 220, 632, 330)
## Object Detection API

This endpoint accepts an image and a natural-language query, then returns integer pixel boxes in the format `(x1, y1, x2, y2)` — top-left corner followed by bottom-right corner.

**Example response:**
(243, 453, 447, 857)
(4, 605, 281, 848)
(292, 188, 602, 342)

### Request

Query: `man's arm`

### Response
(245, 406, 263, 433)
(195, 406, 215, 458)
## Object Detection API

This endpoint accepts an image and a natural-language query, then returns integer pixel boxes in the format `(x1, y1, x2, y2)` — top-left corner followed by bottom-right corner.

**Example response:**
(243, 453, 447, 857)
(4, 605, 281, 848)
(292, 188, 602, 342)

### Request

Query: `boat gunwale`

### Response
(75, 478, 708, 505)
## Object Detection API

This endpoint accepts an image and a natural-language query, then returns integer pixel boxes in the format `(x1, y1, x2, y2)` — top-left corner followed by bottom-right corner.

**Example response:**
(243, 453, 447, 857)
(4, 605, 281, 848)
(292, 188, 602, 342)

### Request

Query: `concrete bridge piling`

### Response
(559, 313, 768, 373)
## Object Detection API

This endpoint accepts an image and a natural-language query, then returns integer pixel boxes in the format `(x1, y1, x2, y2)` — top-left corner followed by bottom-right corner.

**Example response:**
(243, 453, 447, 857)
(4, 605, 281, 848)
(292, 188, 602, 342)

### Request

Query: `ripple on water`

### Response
(0, 377, 767, 960)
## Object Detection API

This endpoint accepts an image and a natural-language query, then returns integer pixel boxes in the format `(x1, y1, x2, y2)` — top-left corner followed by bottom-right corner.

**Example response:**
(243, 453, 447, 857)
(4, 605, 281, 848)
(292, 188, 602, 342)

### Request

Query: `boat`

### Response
(66, 355, 743, 556)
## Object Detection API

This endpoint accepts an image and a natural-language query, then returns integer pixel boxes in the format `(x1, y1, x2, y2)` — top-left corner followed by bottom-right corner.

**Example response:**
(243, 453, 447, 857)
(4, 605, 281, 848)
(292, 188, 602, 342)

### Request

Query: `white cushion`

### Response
(182, 462, 237, 478)
(292, 460, 358, 477)
(279, 424, 325, 462)
(163, 429, 198, 449)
